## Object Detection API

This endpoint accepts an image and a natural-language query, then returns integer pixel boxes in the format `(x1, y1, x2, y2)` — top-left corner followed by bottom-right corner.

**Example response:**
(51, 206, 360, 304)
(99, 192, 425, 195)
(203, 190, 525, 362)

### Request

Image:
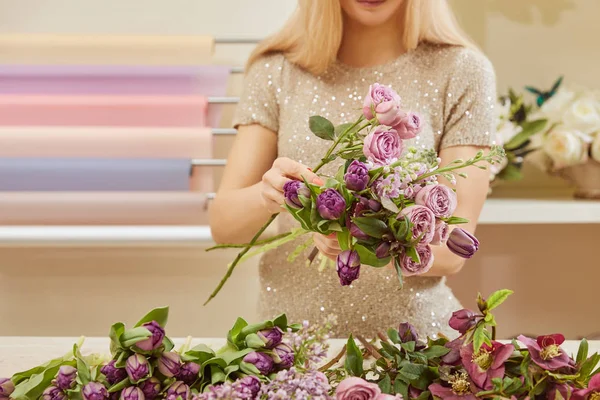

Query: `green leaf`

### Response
(107, 378, 130, 393)
(272, 314, 288, 330)
(394, 377, 409, 399)
(473, 324, 486, 352)
(393, 258, 404, 289)
(114, 351, 128, 368)
(399, 363, 427, 381)
(11, 356, 74, 386)
(378, 374, 392, 394)
(444, 216, 470, 225)
(352, 217, 389, 239)
(344, 335, 364, 377)
(580, 353, 600, 378)
(337, 230, 351, 251)
(405, 246, 420, 264)
(74, 344, 91, 386)
(120, 327, 151, 348)
(387, 328, 401, 345)
(227, 317, 248, 348)
(134, 306, 169, 328)
(577, 339, 589, 365)
(245, 333, 266, 349)
(335, 122, 356, 138)
(415, 391, 432, 400)
(10, 364, 65, 400)
(109, 322, 125, 356)
(504, 119, 548, 150)
(239, 361, 261, 376)
(224, 365, 240, 379)
(309, 116, 335, 141)
(163, 336, 175, 352)
(210, 365, 226, 385)
(486, 289, 514, 311)
(355, 244, 390, 268)
(400, 342, 416, 353)
(381, 197, 400, 213)
(423, 345, 451, 359)
(497, 164, 523, 181)
(182, 344, 215, 363)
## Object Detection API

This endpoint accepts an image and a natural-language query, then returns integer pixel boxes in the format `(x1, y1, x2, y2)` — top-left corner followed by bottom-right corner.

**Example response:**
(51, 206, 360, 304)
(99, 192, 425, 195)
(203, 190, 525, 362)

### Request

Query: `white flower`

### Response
(592, 134, 600, 163)
(495, 120, 522, 146)
(539, 88, 576, 121)
(542, 128, 588, 169)
(563, 95, 600, 134)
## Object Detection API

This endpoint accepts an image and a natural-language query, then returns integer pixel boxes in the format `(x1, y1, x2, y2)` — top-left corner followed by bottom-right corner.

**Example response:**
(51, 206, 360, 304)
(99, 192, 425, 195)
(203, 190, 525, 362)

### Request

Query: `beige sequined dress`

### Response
(232, 43, 496, 339)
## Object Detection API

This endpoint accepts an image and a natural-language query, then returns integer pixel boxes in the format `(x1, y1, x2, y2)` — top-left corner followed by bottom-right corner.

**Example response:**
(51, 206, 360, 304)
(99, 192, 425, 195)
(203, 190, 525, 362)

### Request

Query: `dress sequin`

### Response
(232, 43, 497, 338)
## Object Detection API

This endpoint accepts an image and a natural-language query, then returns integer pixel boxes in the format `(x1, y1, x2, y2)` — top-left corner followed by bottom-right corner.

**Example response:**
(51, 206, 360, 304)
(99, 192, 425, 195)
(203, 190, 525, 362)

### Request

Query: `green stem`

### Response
(313, 117, 366, 173)
(204, 213, 278, 305)
(492, 326, 497, 341)
(415, 154, 495, 182)
(205, 231, 293, 251)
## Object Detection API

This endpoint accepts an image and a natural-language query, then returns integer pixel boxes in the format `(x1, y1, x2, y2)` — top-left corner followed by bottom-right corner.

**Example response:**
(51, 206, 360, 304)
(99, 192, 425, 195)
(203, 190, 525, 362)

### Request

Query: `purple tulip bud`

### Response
(158, 352, 181, 378)
(283, 180, 310, 209)
(398, 322, 419, 343)
(257, 327, 283, 349)
(54, 365, 77, 391)
(368, 199, 382, 212)
(119, 387, 144, 400)
(0, 378, 15, 399)
(165, 381, 190, 400)
(109, 392, 121, 400)
(177, 362, 201, 385)
(82, 382, 109, 400)
(316, 189, 346, 220)
(238, 376, 261, 397)
(42, 386, 66, 400)
(375, 242, 391, 259)
(344, 160, 370, 192)
(272, 343, 294, 369)
(135, 321, 165, 352)
(336, 250, 361, 286)
(139, 377, 161, 400)
(447, 228, 479, 259)
(100, 361, 127, 385)
(448, 309, 479, 334)
(125, 354, 150, 383)
(243, 352, 274, 375)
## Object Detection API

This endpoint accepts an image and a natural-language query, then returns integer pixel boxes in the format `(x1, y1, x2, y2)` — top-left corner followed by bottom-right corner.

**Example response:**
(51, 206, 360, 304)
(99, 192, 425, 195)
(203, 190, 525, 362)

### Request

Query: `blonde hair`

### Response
(248, 0, 477, 76)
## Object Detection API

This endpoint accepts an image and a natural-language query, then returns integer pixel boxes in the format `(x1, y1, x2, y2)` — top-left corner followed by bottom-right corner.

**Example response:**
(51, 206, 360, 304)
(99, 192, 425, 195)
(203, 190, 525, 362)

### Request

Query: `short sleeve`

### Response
(440, 49, 497, 149)
(232, 53, 284, 133)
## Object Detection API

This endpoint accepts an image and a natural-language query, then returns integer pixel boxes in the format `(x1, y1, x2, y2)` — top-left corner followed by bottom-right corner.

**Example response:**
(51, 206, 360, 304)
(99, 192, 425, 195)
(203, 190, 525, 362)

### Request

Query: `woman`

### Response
(209, 0, 495, 338)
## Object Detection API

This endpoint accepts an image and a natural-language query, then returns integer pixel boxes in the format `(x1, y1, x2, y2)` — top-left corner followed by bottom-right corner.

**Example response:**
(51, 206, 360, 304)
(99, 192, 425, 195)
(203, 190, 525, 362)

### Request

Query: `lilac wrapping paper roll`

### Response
(0, 158, 191, 191)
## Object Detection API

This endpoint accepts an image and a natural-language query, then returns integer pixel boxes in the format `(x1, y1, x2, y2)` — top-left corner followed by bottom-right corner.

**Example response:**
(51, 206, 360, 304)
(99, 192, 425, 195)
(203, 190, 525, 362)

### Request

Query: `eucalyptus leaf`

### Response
(344, 335, 364, 377)
(309, 116, 335, 141)
(134, 306, 169, 328)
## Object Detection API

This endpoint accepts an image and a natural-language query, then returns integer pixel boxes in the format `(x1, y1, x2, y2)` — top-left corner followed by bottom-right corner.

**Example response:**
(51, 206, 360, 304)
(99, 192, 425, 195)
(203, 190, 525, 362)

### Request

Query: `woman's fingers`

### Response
(313, 233, 341, 260)
(261, 186, 285, 213)
(274, 157, 324, 185)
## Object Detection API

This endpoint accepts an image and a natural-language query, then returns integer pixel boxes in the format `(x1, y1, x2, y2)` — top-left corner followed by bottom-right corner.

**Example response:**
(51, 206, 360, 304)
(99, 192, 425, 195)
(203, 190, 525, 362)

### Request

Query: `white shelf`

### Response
(0, 199, 598, 245)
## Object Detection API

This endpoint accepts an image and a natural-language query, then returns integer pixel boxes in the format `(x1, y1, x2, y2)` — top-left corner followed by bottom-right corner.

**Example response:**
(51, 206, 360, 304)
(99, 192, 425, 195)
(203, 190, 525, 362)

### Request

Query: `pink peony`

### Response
(395, 112, 422, 139)
(363, 126, 403, 166)
(335, 377, 382, 400)
(399, 205, 436, 245)
(431, 220, 450, 245)
(399, 245, 434, 276)
(415, 184, 458, 218)
(362, 83, 405, 127)
(460, 341, 514, 390)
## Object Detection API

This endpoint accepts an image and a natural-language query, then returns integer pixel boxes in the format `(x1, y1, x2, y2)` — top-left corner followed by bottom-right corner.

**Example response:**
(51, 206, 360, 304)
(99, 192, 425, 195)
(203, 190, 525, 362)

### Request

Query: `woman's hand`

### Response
(313, 233, 342, 261)
(260, 157, 323, 214)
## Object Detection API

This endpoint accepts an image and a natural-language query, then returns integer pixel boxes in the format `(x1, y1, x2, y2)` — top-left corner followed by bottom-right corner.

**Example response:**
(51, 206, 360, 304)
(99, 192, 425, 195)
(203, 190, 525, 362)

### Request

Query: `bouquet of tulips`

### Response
(205, 83, 504, 304)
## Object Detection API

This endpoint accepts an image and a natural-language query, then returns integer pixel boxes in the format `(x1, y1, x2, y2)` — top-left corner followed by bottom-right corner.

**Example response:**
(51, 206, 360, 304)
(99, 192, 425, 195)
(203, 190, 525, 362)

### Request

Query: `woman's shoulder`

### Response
(415, 43, 495, 79)
(246, 52, 288, 76)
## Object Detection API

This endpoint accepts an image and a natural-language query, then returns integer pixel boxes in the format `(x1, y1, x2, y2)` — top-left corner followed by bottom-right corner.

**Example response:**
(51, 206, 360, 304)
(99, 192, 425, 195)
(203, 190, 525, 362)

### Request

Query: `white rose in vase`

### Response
(563, 95, 600, 135)
(542, 128, 588, 169)
(591, 133, 600, 163)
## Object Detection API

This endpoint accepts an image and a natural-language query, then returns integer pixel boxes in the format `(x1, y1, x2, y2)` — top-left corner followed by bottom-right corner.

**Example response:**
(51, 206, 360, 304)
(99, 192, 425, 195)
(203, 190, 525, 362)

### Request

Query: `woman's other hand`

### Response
(313, 233, 342, 261)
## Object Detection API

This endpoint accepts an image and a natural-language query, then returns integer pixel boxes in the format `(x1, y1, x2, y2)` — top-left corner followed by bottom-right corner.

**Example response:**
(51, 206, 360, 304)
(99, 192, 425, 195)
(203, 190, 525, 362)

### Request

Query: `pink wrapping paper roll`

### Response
(0, 35, 214, 65)
(0, 95, 208, 127)
(0, 192, 209, 225)
(0, 127, 212, 158)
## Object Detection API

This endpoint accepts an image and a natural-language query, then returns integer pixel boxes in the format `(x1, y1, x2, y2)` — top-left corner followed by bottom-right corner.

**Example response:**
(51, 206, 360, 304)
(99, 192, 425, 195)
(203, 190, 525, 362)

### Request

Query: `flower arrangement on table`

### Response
(3, 290, 600, 400)
(205, 84, 505, 304)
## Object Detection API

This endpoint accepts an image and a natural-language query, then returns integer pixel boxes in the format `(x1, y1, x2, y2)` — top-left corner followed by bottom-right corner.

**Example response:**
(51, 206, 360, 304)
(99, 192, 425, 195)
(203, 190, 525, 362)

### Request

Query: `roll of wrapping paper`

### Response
(0, 158, 191, 191)
(0, 95, 208, 127)
(0, 192, 209, 225)
(0, 35, 214, 65)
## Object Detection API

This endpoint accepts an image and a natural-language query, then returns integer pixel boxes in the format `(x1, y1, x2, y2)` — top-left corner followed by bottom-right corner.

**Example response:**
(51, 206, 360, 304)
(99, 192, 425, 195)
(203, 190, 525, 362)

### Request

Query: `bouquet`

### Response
(4, 289, 600, 400)
(205, 83, 505, 304)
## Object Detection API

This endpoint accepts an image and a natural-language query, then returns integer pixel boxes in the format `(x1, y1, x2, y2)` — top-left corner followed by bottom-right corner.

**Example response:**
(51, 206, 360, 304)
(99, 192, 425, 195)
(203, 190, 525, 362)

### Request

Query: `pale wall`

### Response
(0, 0, 598, 339)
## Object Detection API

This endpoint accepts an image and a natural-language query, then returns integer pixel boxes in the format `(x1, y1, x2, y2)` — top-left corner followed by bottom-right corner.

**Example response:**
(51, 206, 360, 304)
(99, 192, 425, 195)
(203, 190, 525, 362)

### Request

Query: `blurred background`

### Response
(0, 0, 598, 340)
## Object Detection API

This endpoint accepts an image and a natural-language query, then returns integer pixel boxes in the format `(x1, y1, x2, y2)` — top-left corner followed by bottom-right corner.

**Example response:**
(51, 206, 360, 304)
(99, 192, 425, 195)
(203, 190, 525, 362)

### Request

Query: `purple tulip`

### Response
(449, 309, 479, 334)
(243, 352, 274, 375)
(316, 189, 346, 220)
(125, 354, 150, 383)
(42, 386, 66, 400)
(177, 362, 201, 385)
(139, 377, 161, 400)
(135, 321, 165, 352)
(82, 382, 109, 400)
(344, 160, 370, 192)
(336, 250, 361, 286)
(100, 361, 127, 385)
(0, 378, 14, 399)
(54, 365, 77, 391)
(119, 387, 144, 400)
(283, 180, 310, 209)
(158, 352, 181, 378)
(398, 322, 419, 343)
(165, 381, 190, 400)
(375, 242, 391, 259)
(257, 327, 283, 349)
(238, 376, 261, 397)
(272, 343, 295, 369)
(447, 228, 480, 259)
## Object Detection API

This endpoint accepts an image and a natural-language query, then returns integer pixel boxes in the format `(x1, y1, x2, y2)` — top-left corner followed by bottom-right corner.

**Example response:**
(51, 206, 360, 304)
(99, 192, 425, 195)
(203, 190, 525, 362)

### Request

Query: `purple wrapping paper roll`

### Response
(0, 158, 191, 191)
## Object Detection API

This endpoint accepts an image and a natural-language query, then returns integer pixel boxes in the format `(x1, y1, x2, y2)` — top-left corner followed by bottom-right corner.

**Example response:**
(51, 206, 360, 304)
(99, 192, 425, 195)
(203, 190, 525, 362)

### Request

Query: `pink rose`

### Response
(363, 83, 405, 127)
(399, 205, 436, 245)
(415, 184, 457, 218)
(399, 245, 434, 276)
(395, 112, 422, 139)
(336, 377, 383, 400)
(363, 126, 403, 165)
(430, 220, 449, 245)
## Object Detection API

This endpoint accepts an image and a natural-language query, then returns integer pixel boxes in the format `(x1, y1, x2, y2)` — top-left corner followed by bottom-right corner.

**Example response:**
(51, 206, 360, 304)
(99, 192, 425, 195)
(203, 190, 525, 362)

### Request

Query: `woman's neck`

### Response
(338, 17, 405, 68)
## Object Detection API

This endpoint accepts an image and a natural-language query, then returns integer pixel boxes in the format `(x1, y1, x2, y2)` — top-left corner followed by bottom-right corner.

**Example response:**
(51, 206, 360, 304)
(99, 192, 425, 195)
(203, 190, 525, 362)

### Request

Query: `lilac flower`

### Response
(139, 377, 161, 400)
(194, 376, 261, 400)
(119, 387, 144, 400)
(258, 327, 283, 349)
(258, 367, 332, 399)
(243, 352, 274, 375)
(54, 365, 77, 391)
(125, 354, 151, 383)
(448, 309, 479, 334)
(518, 334, 572, 371)
(272, 343, 295, 369)
(166, 381, 190, 400)
(42, 386, 66, 400)
(177, 362, 201, 385)
(100, 360, 127, 385)
(135, 321, 165, 352)
(344, 160, 370, 192)
(336, 250, 361, 286)
(82, 382, 109, 400)
(447, 228, 480, 259)
(316, 189, 346, 220)
(158, 352, 181, 378)
(374, 173, 403, 199)
(460, 341, 514, 390)
(283, 180, 310, 209)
